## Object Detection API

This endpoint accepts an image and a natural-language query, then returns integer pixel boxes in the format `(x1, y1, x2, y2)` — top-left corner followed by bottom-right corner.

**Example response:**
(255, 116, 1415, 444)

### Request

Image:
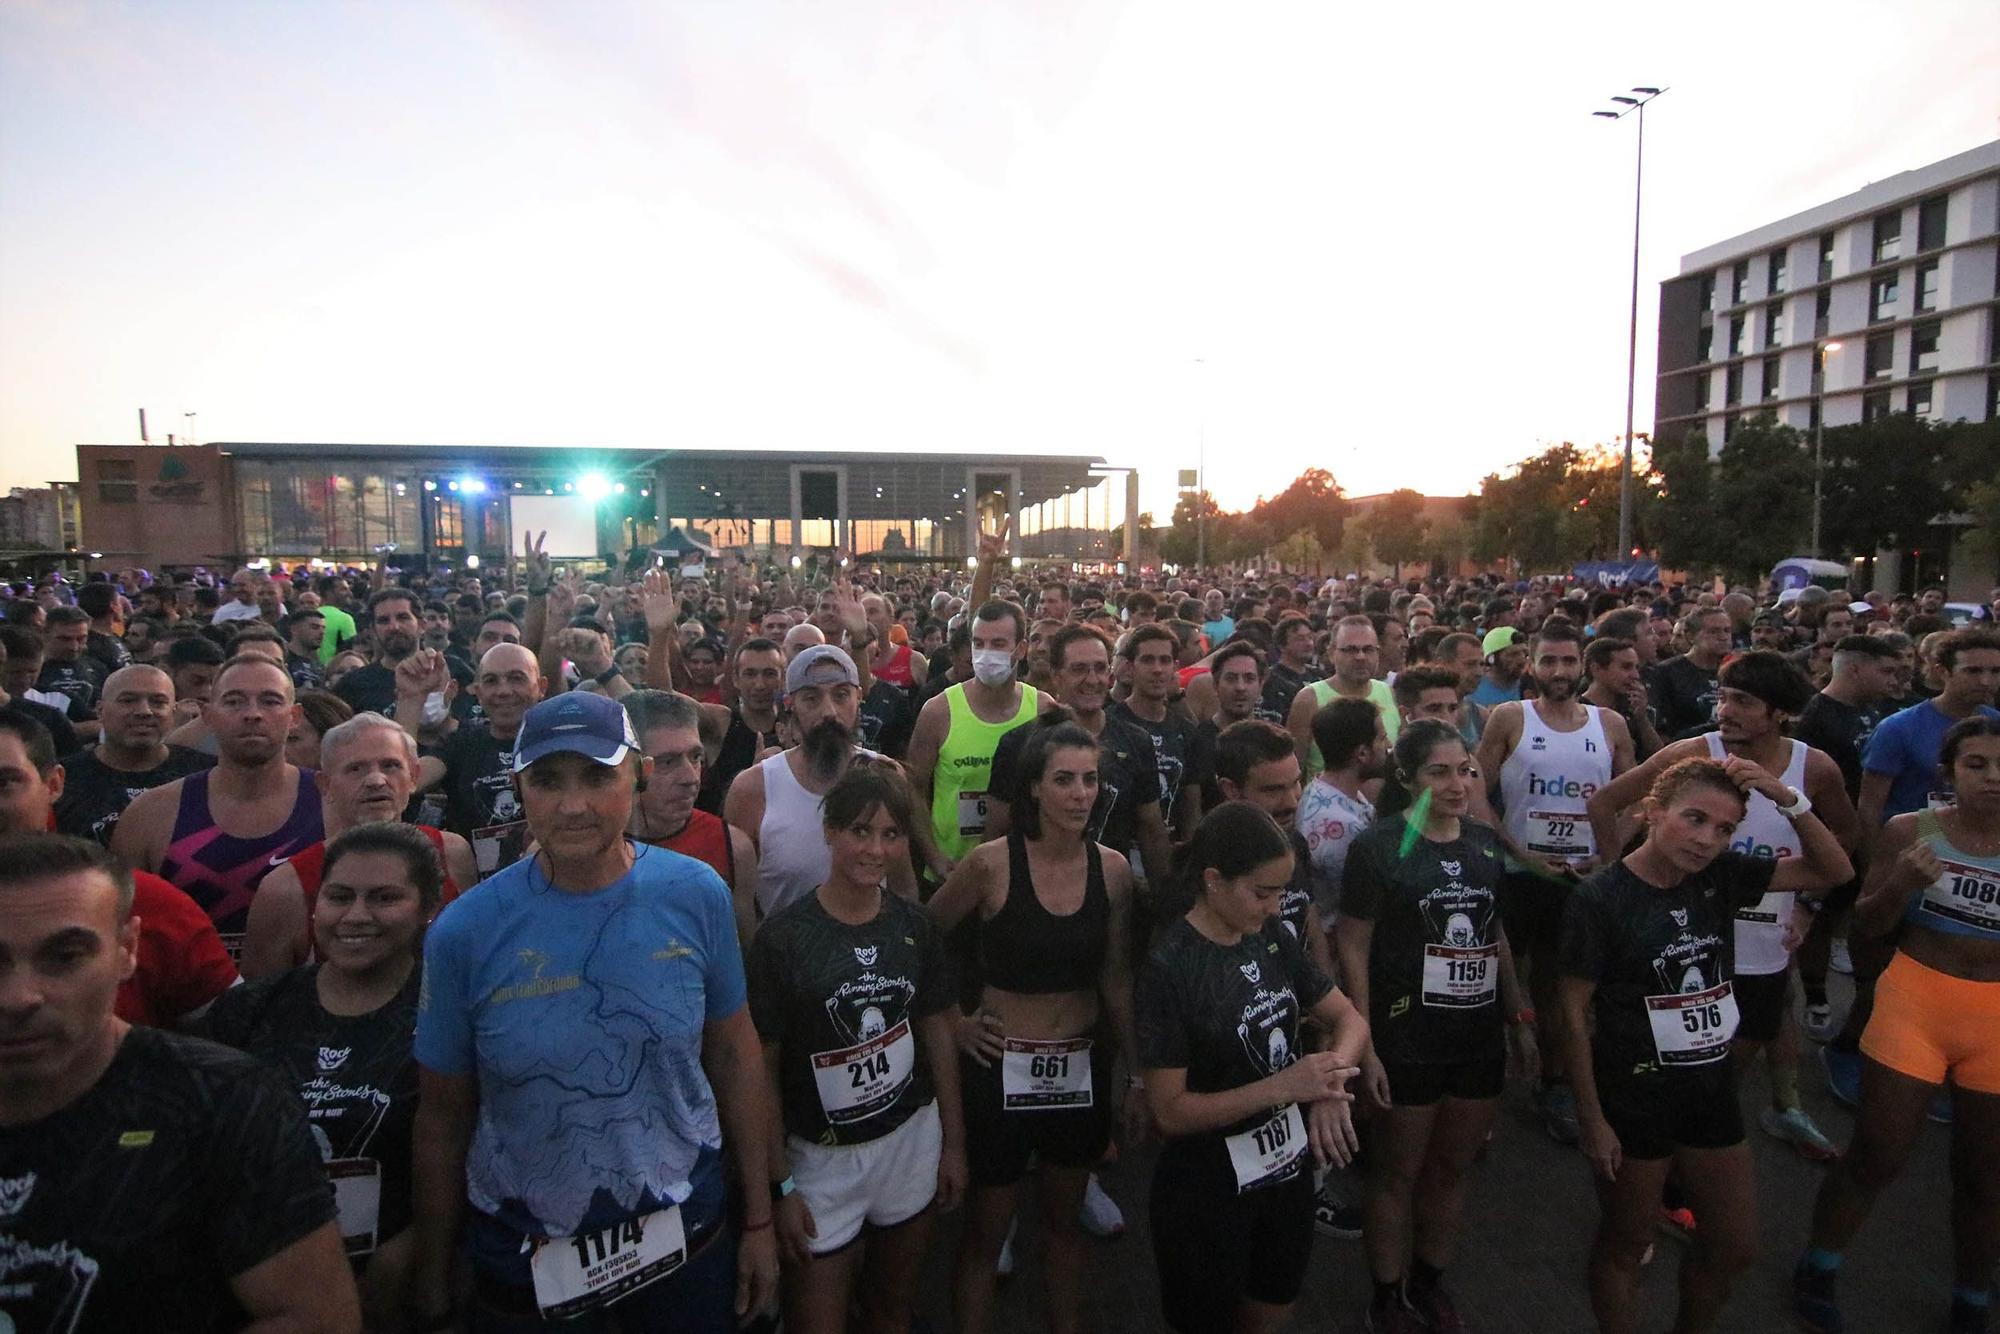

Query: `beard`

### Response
(803, 716, 855, 781)
(1536, 674, 1576, 701)
(379, 629, 418, 660)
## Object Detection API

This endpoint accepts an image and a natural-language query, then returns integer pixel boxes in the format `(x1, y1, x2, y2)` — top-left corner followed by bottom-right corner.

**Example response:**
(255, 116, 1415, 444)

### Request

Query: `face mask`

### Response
(421, 690, 449, 726)
(971, 649, 1015, 687)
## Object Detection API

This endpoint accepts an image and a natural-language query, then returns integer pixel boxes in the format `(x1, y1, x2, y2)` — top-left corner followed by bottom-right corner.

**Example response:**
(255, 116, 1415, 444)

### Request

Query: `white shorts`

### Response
(788, 1099, 941, 1255)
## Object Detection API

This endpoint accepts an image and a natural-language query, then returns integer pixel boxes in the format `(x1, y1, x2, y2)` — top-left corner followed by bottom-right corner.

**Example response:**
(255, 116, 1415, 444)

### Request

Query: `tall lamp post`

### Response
(1594, 85, 1667, 564)
(1811, 339, 1844, 557)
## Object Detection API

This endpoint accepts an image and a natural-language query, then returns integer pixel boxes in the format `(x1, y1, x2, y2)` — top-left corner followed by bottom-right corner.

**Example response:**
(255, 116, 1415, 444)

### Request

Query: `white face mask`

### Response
(971, 649, 1015, 687)
(421, 690, 449, 726)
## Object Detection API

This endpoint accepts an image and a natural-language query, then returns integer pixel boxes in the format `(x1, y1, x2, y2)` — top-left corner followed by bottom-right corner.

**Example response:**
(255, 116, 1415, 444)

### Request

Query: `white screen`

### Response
(507, 495, 601, 559)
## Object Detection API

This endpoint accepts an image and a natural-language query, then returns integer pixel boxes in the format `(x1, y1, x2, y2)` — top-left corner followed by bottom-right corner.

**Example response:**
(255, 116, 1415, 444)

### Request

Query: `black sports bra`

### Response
(978, 833, 1110, 994)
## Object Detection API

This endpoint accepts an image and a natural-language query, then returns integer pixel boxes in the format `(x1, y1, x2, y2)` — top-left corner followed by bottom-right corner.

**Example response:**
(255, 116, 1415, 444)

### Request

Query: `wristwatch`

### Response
(769, 1175, 797, 1203)
(1775, 787, 1813, 820)
(594, 665, 623, 686)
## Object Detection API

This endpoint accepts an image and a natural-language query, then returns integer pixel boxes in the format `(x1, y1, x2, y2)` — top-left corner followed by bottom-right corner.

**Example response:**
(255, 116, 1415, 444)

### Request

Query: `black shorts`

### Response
(960, 1048, 1111, 1187)
(1498, 869, 1572, 958)
(1595, 1059, 1743, 1160)
(1382, 1052, 1506, 1107)
(1733, 969, 1789, 1045)
(1150, 1142, 1314, 1333)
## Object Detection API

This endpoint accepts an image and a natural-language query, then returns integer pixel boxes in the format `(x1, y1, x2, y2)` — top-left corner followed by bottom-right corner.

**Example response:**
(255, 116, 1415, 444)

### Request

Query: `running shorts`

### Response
(1149, 1142, 1314, 1333)
(1497, 869, 1572, 958)
(960, 1047, 1111, 1187)
(1861, 951, 2000, 1095)
(1731, 968, 1790, 1045)
(1593, 1059, 1744, 1160)
(787, 1100, 942, 1254)
(1381, 1052, 1505, 1107)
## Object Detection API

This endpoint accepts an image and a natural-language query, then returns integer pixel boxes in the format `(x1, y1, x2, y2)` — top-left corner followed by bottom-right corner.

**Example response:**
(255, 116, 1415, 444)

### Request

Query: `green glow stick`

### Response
(1398, 786, 1433, 859)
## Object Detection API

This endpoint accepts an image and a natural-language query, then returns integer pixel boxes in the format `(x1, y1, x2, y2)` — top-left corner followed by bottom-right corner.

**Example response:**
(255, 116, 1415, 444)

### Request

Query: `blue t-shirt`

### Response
(1470, 676, 1522, 710)
(1861, 699, 2000, 821)
(415, 843, 746, 1264)
(1202, 616, 1235, 646)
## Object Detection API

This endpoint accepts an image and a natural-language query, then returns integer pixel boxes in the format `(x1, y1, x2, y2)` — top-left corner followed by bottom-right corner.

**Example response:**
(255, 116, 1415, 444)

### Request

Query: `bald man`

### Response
(55, 663, 215, 845)
(781, 621, 826, 662)
(400, 641, 546, 877)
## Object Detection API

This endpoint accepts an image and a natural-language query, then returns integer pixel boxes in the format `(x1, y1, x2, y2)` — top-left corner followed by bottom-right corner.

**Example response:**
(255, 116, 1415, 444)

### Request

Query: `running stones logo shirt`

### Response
(199, 966, 421, 1258)
(0, 1028, 334, 1333)
(1341, 818, 1504, 1064)
(1560, 853, 1776, 1076)
(431, 723, 526, 876)
(53, 744, 214, 846)
(747, 892, 951, 1146)
(1137, 918, 1332, 1152)
(1109, 700, 1212, 836)
(989, 715, 1161, 856)
(34, 658, 103, 720)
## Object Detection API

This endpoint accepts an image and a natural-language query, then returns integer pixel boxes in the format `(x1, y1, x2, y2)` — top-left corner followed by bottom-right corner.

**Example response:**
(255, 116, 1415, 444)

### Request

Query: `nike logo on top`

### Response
(267, 851, 293, 867)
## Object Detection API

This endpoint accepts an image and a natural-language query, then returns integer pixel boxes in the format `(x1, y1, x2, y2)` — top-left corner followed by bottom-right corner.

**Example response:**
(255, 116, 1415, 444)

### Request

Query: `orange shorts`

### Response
(1859, 952, 2000, 1094)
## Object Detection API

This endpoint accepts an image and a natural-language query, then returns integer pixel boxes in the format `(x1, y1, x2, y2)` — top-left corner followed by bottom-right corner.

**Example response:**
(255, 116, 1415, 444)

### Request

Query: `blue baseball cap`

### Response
(512, 691, 639, 774)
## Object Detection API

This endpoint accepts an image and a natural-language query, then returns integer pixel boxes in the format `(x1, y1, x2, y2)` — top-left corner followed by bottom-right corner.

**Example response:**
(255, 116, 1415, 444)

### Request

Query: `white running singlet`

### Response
(1703, 733, 1806, 977)
(1497, 701, 1612, 867)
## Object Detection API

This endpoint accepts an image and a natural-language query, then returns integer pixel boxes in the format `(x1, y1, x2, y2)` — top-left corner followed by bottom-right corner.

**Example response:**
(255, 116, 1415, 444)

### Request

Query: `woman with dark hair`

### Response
(1337, 719, 1535, 1333)
(1797, 715, 2000, 1334)
(286, 687, 354, 772)
(927, 720, 1141, 1334)
(1559, 757, 1850, 1334)
(749, 764, 963, 1334)
(1139, 801, 1368, 1334)
(200, 821, 438, 1325)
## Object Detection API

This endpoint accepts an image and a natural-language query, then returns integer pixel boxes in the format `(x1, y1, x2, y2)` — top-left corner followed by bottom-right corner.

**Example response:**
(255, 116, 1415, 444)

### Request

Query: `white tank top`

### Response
(1498, 701, 1612, 865)
(1705, 733, 1807, 976)
(754, 749, 880, 917)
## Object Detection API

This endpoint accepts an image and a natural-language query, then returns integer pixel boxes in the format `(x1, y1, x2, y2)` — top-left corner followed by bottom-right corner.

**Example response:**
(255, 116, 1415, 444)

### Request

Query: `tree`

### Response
(1360, 489, 1429, 578)
(1254, 467, 1348, 554)
(1655, 419, 1813, 581)
(1159, 491, 1224, 567)
(1423, 507, 1472, 575)
(1472, 442, 1661, 573)
(1817, 415, 1962, 560)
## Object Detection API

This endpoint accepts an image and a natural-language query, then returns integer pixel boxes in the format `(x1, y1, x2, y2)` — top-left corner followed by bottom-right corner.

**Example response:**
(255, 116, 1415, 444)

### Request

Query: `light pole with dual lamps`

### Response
(1594, 85, 1667, 562)
(1811, 339, 1843, 557)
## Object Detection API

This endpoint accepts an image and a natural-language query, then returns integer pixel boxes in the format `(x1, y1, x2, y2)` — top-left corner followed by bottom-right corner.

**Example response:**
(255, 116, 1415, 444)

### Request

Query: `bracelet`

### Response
(1511, 1008, 1537, 1026)
(594, 665, 623, 685)
(741, 1215, 774, 1234)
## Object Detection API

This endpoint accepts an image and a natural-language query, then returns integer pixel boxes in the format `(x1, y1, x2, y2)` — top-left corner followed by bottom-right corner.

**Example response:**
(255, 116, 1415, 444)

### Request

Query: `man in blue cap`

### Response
(409, 689, 779, 1331)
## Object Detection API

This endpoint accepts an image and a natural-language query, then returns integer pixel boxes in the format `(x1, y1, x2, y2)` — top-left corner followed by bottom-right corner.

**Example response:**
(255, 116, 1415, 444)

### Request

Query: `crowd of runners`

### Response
(2, 534, 1998, 1334)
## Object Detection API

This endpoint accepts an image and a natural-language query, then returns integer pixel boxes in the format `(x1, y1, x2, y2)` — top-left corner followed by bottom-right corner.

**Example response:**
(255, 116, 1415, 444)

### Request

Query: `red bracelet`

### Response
(1511, 1008, 1537, 1026)
(741, 1216, 774, 1234)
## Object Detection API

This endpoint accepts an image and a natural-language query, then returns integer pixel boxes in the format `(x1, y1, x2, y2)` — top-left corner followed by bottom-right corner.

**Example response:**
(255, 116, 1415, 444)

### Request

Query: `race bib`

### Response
(1525, 810, 1593, 859)
(812, 1019, 915, 1125)
(530, 1206, 688, 1321)
(1422, 943, 1498, 1008)
(1645, 981, 1739, 1066)
(328, 1157, 381, 1257)
(1225, 1103, 1307, 1193)
(1921, 858, 2000, 932)
(956, 789, 989, 839)
(1001, 1037, 1093, 1110)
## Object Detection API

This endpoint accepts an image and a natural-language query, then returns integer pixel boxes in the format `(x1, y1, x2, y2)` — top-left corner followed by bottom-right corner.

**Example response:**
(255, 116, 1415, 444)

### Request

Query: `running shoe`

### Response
(1412, 1282, 1468, 1333)
(1657, 1206, 1697, 1242)
(1363, 1294, 1428, 1334)
(1761, 1106, 1840, 1162)
(1079, 1174, 1125, 1237)
(1803, 1001, 1838, 1042)
(1824, 1044, 1862, 1109)
(1313, 1181, 1364, 1239)
(1928, 1090, 1954, 1125)
(1949, 1288, 1993, 1333)
(1792, 1258, 1844, 1334)
(1536, 1082, 1580, 1145)
(1829, 939, 1853, 975)
(996, 1215, 1017, 1278)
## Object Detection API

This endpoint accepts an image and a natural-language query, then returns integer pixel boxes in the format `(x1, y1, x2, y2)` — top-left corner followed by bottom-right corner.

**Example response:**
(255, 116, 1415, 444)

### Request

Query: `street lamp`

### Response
(1594, 85, 1668, 563)
(1811, 340, 1844, 557)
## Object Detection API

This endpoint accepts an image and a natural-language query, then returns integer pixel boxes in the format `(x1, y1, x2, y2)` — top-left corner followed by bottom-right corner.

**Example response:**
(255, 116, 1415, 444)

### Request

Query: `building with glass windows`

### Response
(73, 441, 1137, 575)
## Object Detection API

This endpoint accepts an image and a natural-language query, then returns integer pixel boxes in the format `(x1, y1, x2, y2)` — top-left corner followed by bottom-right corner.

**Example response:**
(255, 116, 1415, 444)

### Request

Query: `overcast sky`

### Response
(3, 1, 1996, 520)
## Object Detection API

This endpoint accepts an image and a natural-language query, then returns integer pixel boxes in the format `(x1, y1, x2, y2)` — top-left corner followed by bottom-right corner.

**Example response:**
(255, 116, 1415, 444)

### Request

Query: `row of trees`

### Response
(1149, 411, 1999, 582)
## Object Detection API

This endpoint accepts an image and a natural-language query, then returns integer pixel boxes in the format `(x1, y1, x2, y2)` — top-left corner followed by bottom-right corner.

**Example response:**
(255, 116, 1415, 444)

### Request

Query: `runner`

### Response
(0, 626, 82, 757)
(1261, 614, 1321, 726)
(35, 605, 105, 731)
(408, 690, 779, 1330)
(1559, 756, 1850, 1334)
(1338, 719, 1535, 1333)
(1214, 719, 1335, 971)
(285, 606, 327, 689)
(927, 721, 1142, 1334)
(1650, 608, 1734, 740)
(401, 642, 544, 879)
(1586, 651, 1855, 1161)
(111, 654, 325, 958)
(203, 822, 436, 1323)
(52, 663, 213, 845)
(908, 601, 1049, 874)
(333, 588, 427, 717)
(1138, 801, 1368, 1334)
(864, 592, 929, 692)
(1473, 620, 1635, 1144)
(696, 639, 786, 815)
(1796, 716, 2000, 1334)
(1111, 623, 1211, 839)
(1582, 636, 1664, 761)
(240, 711, 476, 979)
(1290, 615, 1399, 780)
(1469, 627, 1527, 710)
(750, 766, 964, 1334)
(0, 834, 357, 1331)
(1297, 698, 1386, 927)
(623, 689, 762, 954)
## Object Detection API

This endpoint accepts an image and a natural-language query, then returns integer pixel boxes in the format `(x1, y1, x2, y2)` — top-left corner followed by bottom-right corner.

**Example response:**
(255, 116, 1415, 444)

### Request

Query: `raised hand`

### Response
(394, 647, 450, 699)
(523, 530, 552, 594)
(977, 513, 1011, 563)
(640, 568, 681, 638)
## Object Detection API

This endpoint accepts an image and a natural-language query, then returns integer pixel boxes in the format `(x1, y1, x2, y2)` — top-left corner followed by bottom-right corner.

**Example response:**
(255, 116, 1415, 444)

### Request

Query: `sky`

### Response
(3, 1, 1997, 522)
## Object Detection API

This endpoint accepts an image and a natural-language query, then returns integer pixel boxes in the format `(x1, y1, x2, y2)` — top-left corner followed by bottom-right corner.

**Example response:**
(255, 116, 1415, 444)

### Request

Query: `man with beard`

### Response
(1469, 625, 1528, 709)
(239, 711, 478, 980)
(333, 588, 426, 717)
(111, 655, 326, 959)
(623, 690, 762, 955)
(725, 645, 918, 914)
(1472, 620, 1635, 1144)
(76, 581, 132, 677)
(1582, 635, 1664, 761)
(283, 606, 326, 690)
(54, 664, 214, 845)
(0, 626, 82, 761)
(37, 606, 105, 733)
(1198, 640, 1267, 810)
(397, 642, 545, 879)
(1110, 623, 1210, 840)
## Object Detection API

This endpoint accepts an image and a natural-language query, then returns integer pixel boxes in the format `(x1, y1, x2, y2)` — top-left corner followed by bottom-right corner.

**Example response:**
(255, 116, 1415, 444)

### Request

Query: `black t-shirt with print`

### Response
(0, 1027, 335, 1333)
(747, 891, 952, 1146)
(285, 651, 325, 691)
(1258, 662, 1315, 726)
(1278, 830, 1317, 946)
(54, 743, 215, 846)
(200, 966, 421, 1259)
(1647, 655, 1720, 741)
(1341, 817, 1506, 1065)
(856, 680, 916, 760)
(35, 656, 103, 720)
(429, 723, 526, 876)
(1137, 917, 1332, 1147)
(87, 630, 132, 678)
(1793, 692, 1874, 802)
(989, 715, 1162, 856)
(1559, 853, 1777, 1077)
(332, 662, 398, 717)
(1109, 700, 1213, 834)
